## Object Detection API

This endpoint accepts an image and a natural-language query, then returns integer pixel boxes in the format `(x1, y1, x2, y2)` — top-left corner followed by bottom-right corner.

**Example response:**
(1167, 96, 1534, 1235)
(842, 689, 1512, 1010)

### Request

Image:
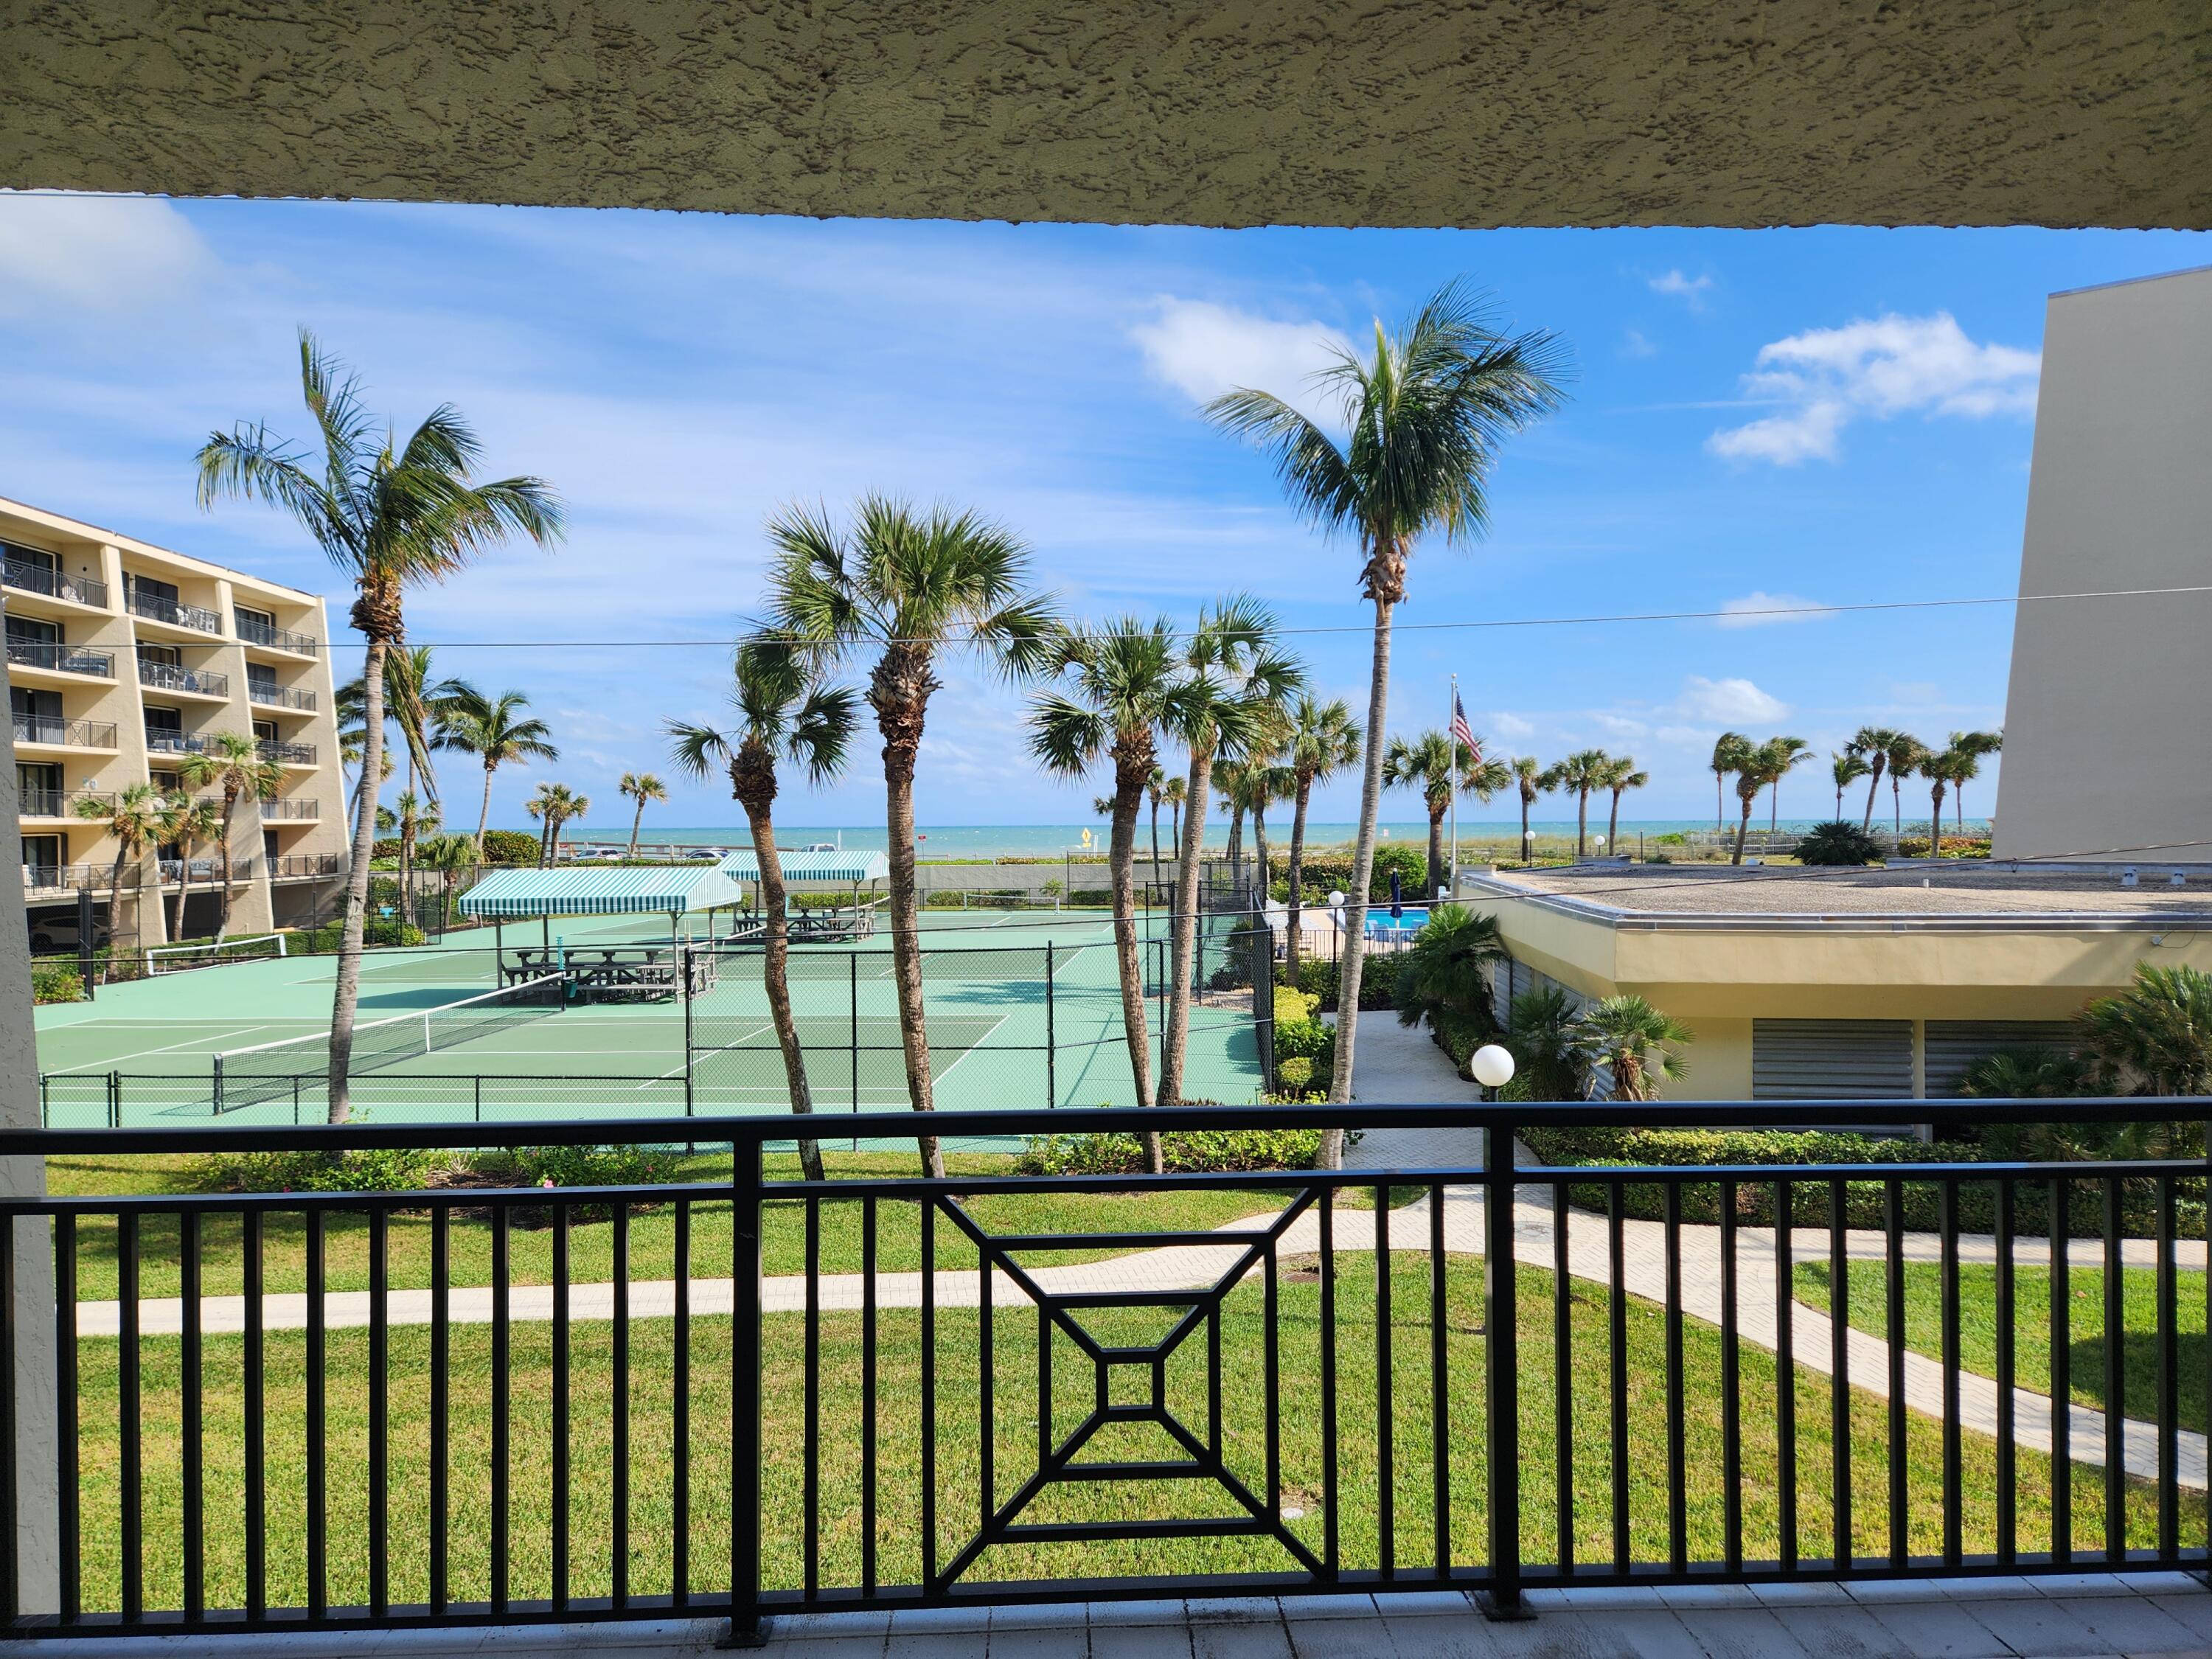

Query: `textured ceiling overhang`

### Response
(4, 1, 2207, 228)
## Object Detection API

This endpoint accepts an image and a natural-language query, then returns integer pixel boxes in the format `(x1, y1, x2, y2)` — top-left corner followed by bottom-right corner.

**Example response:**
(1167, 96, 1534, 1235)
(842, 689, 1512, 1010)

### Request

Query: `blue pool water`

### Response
(1364, 906, 1430, 933)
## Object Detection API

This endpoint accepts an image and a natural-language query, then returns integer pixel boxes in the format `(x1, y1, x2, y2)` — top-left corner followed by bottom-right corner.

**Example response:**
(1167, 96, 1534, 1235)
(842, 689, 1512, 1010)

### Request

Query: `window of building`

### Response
(6, 616, 59, 647)
(142, 705, 184, 734)
(253, 719, 278, 742)
(136, 643, 183, 669)
(125, 572, 181, 605)
(21, 834, 61, 874)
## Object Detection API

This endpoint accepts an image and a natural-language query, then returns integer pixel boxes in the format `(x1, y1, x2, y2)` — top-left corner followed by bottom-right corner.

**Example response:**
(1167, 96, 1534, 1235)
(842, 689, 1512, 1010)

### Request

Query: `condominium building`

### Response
(4, 495, 347, 950)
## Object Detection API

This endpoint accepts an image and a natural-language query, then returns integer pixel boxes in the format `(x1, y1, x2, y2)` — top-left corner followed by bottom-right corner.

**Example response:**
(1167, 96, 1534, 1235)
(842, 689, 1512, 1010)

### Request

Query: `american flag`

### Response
(1450, 692, 1480, 762)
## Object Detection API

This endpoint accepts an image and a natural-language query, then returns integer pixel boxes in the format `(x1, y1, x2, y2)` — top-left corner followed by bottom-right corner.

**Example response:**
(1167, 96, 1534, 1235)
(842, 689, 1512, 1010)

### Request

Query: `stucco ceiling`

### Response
(5, 1, 2207, 228)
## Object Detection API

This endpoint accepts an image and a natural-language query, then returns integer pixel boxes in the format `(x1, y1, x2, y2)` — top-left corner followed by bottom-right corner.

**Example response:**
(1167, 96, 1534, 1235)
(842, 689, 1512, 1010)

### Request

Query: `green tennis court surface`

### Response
(36, 907, 1268, 1129)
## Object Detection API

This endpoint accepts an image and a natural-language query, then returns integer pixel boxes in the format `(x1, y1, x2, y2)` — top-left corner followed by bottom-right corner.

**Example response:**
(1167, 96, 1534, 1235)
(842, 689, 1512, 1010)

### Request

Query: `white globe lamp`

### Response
(1470, 1044, 1515, 1091)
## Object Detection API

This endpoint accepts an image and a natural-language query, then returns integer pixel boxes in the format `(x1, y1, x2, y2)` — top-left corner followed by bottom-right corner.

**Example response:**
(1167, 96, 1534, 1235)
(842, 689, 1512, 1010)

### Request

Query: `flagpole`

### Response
(1447, 672, 1458, 901)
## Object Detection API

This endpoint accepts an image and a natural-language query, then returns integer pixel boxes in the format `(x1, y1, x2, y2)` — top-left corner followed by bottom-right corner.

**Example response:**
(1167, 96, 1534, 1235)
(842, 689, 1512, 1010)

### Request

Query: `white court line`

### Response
(46, 1023, 289, 1072)
(928, 1013, 1009, 1093)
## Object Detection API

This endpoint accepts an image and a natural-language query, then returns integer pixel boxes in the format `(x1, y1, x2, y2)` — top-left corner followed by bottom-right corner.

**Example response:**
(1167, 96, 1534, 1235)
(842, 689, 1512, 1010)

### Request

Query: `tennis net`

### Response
(210, 973, 567, 1112)
(148, 932, 288, 975)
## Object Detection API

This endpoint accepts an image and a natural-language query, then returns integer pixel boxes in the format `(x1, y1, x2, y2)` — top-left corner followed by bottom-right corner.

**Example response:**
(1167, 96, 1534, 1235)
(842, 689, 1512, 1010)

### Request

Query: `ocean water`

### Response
(567, 818, 1985, 861)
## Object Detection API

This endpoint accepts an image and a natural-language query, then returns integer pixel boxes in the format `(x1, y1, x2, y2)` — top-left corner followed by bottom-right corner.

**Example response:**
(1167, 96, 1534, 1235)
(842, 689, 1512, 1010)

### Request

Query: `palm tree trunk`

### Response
(476, 762, 493, 860)
(1149, 798, 1161, 892)
(1161, 737, 1216, 1103)
(627, 800, 644, 860)
(1892, 776, 1903, 840)
(1107, 754, 1159, 1167)
(1769, 782, 1779, 835)
(1714, 772, 1722, 832)
(1425, 803, 1446, 901)
(1606, 789, 1622, 855)
(1323, 593, 1394, 1169)
(1931, 783, 1945, 848)
(1251, 796, 1270, 905)
(742, 794, 823, 1181)
(1224, 801, 1244, 872)
(1732, 793, 1754, 865)
(170, 849, 189, 940)
(1576, 788, 1588, 859)
(880, 708, 940, 1177)
(1862, 759, 1884, 833)
(1520, 790, 1532, 864)
(1285, 774, 1312, 979)
(108, 844, 129, 975)
(215, 787, 237, 940)
(327, 635, 390, 1125)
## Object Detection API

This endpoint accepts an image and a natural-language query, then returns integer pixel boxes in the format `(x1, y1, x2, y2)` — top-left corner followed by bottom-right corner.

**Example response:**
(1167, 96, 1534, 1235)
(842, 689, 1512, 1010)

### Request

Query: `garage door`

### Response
(1752, 1020, 1915, 1100)
(1923, 1020, 2077, 1098)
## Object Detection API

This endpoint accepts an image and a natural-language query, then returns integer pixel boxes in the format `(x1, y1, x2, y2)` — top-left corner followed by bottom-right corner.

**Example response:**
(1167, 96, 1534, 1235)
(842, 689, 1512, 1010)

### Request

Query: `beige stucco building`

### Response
(1992, 264, 2212, 863)
(4, 495, 347, 953)
(1458, 863, 2212, 1103)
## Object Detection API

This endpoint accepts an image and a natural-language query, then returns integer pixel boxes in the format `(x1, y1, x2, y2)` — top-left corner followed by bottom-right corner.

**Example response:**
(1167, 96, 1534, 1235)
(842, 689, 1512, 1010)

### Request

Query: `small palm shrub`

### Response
(1393, 905, 1507, 1033)
(1795, 820, 1882, 866)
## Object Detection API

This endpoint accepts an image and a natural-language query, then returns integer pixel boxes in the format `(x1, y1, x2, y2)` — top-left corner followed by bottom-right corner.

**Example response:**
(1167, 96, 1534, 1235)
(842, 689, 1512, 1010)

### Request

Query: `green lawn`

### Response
(1794, 1260, 2209, 1437)
(64, 1257, 2202, 1618)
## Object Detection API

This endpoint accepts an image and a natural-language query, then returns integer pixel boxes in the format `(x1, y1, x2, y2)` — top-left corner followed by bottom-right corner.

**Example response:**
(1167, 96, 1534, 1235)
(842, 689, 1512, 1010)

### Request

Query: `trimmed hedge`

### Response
(1014, 1129, 1324, 1175)
(480, 830, 541, 864)
(1277, 950, 1402, 1013)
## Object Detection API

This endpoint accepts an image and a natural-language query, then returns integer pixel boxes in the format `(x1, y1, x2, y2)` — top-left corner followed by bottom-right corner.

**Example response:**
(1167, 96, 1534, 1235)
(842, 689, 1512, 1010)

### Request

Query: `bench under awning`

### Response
(458, 863, 748, 919)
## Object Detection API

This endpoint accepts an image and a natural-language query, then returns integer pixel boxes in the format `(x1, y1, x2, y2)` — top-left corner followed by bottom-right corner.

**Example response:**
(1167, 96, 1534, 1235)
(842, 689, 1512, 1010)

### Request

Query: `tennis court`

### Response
(35, 903, 1270, 1128)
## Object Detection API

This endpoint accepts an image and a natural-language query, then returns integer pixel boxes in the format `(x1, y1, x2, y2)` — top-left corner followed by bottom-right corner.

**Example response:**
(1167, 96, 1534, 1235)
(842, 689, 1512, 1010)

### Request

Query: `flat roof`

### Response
(1467, 863, 2212, 925)
(0, 494, 323, 605)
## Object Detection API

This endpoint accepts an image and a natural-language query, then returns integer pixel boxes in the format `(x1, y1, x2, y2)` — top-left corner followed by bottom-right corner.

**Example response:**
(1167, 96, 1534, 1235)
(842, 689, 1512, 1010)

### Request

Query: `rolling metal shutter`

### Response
(1923, 1021, 2076, 1098)
(1752, 1020, 1914, 1101)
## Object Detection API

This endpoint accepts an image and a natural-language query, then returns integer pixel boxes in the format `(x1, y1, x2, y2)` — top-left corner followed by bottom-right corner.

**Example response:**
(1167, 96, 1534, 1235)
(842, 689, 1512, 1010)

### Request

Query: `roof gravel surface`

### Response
(1472, 864, 2212, 919)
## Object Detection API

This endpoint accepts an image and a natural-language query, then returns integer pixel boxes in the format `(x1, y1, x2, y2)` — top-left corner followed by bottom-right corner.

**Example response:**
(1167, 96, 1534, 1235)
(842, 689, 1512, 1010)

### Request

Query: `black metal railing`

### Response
(234, 614, 320, 654)
(145, 731, 208, 756)
(260, 798, 321, 821)
(258, 739, 316, 765)
(127, 591, 222, 634)
(1, 556, 108, 608)
(268, 852, 341, 878)
(5, 638, 114, 678)
(247, 680, 316, 712)
(20, 862, 123, 896)
(156, 856, 242, 884)
(137, 659, 229, 698)
(18, 790, 111, 820)
(0, 1099, 2199, 1641)
(12, 716, 118, 749)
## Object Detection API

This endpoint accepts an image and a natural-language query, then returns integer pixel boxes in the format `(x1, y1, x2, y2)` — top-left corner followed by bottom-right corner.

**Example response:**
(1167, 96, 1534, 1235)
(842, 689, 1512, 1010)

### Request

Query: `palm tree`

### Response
(414, 831, 481, 928)
(1709, 731, 1750, 832)
(525, 781, 557, 865)
(1382, 729, 1487, 899)
(1508, 754, 1546, 864)
(1884, 734, 1930, 840)
(381, 645, 468, 807)
(1029, 616, 1194, 1150)
(1214, 757, 1252, 870)
(197, 330, 563, 1122)
(1206, 279, 1567, 1124)
(620, 771, 668, 860)
(436, 688, 557, 858)
(1846, 726, 1902, 832)
(527, 782, 585, 863)
(175, 732, 284, 938)
(2076, 963, 2212, 1097)
(1761, 735, 1812, 835)
(392, 790, 441, 926)
(669, 640, 859, 1183)
(1281, 696, 1362, 977)
(1830, 749, 1872, 819)
(1164, 776, 1186, 863)
(1503, 986, 1594, 1101)
(157, 793, 223, 942)
(1145, 765, 1170, 890)
(765, 495, 1057, 1177)
(77, 784, 166, 965)
(1552, 748, 1611, 859)
(1391, 904, 1509, 1034)
(1582, 995, 1692, 1102)
(1943, 730, 2003, 834)
(1729, 737, 1808, 864)
(1599, 755, 1647, 855)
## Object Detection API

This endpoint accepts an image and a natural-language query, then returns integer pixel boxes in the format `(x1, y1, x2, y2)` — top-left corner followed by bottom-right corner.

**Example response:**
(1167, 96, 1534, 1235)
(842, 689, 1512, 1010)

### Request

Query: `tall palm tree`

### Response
(527, 782, 585, 863)
(1831, 749, 1872, 820)
(381, 645, 468, 807)
(1281, 695, 1362, 977)
(1846, 726, 1902, 832)
(669, 640, 859, 1183)
(175, 732, 284, 938)
(1884, 733, 1930, 840)
(1582, 995, 1693, 1102)
(1729, 736, 1810, 864)
(414, 832, 480, 929)
(1214, 757, 1252, 870)
(1600, 754, 1647, 855)
(1145, 765, 1170, 889)
(1509, 754, 1546, 864)
(1943, 730, 2003, 833)
(1381, 729, 1490, 899)
(1762, 735, 1813, 835)
(620, 771, 668, 859)
(197, 330, 562, 1122)
(1164, 776, 1186, 863)
(77, 784, 166, 964)
(1709, 731, 1750, 832)
(436, 687, 558, 858)
(525, 781, 557, 865)
(1029, 616, 1194, 1149)
(1206, 279, 1567, 1125)
(1157, 599, 1302, 1106)
(765, 496, 1057, 1177)
(1552, 748, 1612, 860)
(157, 793, 223, 942)
(392, 790, 441, 925)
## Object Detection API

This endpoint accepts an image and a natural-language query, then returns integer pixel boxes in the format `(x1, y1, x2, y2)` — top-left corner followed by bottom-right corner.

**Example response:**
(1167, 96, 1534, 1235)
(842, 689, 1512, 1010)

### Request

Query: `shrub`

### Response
(1368, 843, 1430, 900)
(1653, 832, 1688, 846)
(1274, 1013, 1336, 1067)
(32, 964, 85, 1004)
(1277, 951, 1401, 1013)
(480, 829, 541, 865)
(1430, 1009, 1495, 1076)
(187, 1146, 450, 1195)
(1014, 1129, 1324, 1175)
(1795, 820, 1882, 866)
(1273, 985, 1316, 1024)
(1275, 1056, 1315, 1091)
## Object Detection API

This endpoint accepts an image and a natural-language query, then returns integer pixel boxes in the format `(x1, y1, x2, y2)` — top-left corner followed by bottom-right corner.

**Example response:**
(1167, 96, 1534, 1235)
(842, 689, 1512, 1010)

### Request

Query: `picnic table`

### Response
(502, 945, 711, 1001)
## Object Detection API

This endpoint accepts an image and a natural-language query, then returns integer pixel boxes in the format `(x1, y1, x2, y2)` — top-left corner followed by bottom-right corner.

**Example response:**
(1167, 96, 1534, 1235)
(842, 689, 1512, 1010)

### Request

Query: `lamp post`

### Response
(1470, 1043, 1514, 1098)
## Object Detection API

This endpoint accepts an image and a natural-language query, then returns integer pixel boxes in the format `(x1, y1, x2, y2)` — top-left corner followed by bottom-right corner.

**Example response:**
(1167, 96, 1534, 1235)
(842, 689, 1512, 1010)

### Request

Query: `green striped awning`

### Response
(458, 864, 748, 918)
(717, 849, 888, 883)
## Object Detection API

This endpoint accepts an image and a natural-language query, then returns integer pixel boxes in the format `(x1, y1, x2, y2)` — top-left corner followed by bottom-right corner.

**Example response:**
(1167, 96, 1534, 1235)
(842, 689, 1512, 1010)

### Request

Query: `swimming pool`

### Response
(1363, 905, 1430, 933)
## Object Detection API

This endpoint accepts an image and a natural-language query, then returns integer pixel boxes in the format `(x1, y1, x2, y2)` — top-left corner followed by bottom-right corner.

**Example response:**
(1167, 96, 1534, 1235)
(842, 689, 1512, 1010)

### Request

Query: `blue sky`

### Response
(3, 194, 2205, 832)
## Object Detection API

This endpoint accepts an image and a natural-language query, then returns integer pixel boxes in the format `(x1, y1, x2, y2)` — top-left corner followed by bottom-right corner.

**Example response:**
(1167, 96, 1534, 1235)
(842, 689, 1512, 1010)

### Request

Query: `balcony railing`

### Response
(19, 861, 125, 896)
(268, 850, 341, 877)
(260, 796, 321, 820)
(145, 730, 208, 756)
(234, 613, 320, 653)
(0, 1098, 2199, 1643)
(136, 658, 230, 698)
(258, 738, 316, 765)
(18, 789, 111, 819)
(1, 556, 107, 608)
(157, 855, 244, 883)
(246, 678, 316, 712)
(127, 589, 222, 633)
(11, 715, 118, 749)
(4, 638, 114, 678)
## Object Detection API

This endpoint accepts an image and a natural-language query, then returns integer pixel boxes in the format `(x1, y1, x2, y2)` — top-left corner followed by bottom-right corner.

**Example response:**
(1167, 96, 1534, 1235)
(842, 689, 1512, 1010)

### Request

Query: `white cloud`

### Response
(1714, 591, 1840, 629)
(1593, 712, 1650, 739)
(1619, 328, 1659, 359)
(1482, 711, 1536, 742)
(1648, 270, 1714, 308)
(1676, 675, 1790, 724)
(1129, 299, 1354, 428)
(1708, 311, 2039, 465)
(0, 192, 218, 316)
